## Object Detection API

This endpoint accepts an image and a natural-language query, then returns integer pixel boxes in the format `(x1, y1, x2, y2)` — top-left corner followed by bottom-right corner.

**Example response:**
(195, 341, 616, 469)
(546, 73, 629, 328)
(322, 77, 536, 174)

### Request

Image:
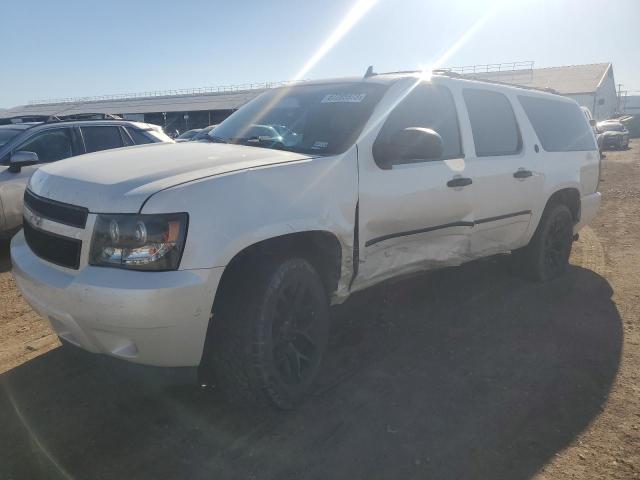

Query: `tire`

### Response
(511, 203, 574, 281)
(206, 256, 330, 409)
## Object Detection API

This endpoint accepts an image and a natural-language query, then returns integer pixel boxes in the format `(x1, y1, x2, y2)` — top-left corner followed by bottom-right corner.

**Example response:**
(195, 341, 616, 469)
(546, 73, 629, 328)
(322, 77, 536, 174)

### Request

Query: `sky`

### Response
(1, 0, 639, 108)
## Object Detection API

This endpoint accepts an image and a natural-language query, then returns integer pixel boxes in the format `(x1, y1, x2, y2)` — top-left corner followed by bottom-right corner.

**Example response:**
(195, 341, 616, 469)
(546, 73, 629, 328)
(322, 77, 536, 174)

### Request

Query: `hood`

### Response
(29, 142, 312, 212)
(601, 130, 625, 136)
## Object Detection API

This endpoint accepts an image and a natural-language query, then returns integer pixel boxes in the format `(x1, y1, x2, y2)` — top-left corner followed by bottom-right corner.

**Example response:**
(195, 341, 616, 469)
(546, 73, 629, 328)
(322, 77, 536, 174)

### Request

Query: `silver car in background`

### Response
(0, 117, 172, 239)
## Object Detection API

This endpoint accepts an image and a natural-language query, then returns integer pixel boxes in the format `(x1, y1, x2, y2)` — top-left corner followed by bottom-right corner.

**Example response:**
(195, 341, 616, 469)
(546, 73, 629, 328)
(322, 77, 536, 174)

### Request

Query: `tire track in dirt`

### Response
(573, 226, 607, 276)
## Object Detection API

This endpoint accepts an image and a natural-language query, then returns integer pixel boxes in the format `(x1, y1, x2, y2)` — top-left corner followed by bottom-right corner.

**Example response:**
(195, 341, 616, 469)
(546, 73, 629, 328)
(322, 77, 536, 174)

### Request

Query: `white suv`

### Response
(11, 71, 601, 408)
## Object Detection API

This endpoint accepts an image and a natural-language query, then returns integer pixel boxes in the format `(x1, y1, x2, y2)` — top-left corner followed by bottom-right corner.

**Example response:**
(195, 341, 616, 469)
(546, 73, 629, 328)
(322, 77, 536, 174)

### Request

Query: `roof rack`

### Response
(459, 75, 560, 95)
(0, 113, 128, 130)
(367, 66, 559, 95)
(45, 113, 123, 122)
(366, 68, 463, 78)
(0, 115, 52, 125)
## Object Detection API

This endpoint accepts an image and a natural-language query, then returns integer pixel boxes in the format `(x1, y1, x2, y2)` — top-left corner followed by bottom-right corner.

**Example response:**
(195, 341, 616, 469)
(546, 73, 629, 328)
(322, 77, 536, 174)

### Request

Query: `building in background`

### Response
(464, 63, 617, 121)
(0, 84, 273, 133)
(0, 63, 622, 130)
(621, 95, 640, 115)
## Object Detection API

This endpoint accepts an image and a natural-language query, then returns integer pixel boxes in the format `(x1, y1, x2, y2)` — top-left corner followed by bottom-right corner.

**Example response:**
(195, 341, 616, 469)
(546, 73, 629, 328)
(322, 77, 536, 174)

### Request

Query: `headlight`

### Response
(90, 213, 188, 271)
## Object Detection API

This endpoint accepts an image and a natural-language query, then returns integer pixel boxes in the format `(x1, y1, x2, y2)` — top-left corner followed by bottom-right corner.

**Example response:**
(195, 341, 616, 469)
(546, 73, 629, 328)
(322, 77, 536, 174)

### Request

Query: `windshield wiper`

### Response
(231, 137, 286, 149)
(201, 134, 228, 143)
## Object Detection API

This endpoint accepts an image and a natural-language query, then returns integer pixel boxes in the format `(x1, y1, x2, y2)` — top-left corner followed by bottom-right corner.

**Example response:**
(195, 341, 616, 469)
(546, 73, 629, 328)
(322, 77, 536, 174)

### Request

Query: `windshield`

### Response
(210, 82, 386, 155)
(598, 123, 625, 132)
(0, 128, 23, 148)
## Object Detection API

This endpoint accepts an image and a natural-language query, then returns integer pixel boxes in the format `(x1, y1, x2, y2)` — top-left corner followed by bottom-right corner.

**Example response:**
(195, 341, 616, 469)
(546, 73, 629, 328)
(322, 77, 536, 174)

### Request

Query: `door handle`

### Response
(513, 169, 533, 179)
(447, 177, 473, 188)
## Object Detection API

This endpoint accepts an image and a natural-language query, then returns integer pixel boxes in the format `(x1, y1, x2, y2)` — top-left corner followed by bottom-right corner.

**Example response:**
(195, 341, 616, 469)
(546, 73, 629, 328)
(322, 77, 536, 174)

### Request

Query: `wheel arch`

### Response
(544, 187, 581, 223)
(198, 230, 344, 376)
(217, 230, 344, 300)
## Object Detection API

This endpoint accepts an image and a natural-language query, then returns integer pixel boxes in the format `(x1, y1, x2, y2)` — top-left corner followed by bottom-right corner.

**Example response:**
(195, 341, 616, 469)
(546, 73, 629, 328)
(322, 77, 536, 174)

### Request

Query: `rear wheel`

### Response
(512, 203, 574, 281)
(206, 257, 330, 409)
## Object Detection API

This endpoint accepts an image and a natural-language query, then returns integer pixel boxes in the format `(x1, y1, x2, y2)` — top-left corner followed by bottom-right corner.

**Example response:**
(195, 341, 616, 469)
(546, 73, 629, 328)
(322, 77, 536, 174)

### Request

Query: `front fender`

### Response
(141, 148, 359, 274)
(0, 165, 36, 235)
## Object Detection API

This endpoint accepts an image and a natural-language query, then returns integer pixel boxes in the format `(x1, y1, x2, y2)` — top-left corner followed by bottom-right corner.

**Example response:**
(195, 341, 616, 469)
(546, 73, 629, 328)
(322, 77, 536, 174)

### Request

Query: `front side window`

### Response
(211, 82, 386, 155)
(373, 83, 462, 165)
(519, 95, 597, 152)
(463, 89, 521, 157)
(82, 126, 124, 153)
(15, 128, 75, 163)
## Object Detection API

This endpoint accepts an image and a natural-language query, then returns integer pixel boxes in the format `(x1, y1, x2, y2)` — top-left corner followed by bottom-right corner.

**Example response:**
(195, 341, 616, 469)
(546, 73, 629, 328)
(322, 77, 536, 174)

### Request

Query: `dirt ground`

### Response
(1, 142, 639, 480)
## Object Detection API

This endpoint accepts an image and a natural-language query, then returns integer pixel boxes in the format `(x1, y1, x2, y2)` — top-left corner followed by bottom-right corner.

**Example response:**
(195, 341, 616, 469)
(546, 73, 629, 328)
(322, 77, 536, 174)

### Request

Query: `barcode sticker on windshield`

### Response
(321, 93, 367, 103)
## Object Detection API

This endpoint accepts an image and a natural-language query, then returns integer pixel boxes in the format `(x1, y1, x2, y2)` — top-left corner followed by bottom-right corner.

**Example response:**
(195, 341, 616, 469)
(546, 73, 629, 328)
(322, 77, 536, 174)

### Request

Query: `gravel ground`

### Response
(0, 141, 639, 479)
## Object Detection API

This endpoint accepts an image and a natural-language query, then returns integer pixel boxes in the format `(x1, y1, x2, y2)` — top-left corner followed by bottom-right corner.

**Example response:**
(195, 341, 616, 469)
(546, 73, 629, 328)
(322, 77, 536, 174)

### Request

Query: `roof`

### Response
(465, 63, 612, 95)
(0, 88, 267, 120)
(0, 120, 153, 139)
(0, 122, 39, 130)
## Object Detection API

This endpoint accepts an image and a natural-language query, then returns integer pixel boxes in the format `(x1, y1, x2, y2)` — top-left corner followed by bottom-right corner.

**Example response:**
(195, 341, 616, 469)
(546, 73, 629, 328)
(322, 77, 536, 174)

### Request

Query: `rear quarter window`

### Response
(126, 127, 154, 145)
(518, 95, 596, 152)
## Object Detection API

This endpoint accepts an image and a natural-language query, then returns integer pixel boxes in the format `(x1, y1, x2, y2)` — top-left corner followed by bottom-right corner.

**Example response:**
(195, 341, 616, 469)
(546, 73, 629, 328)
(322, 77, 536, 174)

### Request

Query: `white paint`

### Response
(12, 73, 602, 367)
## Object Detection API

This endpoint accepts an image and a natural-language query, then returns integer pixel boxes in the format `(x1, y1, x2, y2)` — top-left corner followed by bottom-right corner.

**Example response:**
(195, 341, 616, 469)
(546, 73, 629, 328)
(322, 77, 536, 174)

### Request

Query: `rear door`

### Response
(356, 82, 474, 287)
(461, 88, 542, 256)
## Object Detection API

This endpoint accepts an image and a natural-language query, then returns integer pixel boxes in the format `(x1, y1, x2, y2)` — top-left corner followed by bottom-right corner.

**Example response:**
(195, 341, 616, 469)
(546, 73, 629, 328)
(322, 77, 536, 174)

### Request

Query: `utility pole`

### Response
(617, 83, 623, 112)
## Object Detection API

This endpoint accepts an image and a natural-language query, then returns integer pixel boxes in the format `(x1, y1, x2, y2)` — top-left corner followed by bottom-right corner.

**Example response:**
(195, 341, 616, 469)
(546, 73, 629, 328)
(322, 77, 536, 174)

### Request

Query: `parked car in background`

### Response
(11, 72, 600, 409)
(597, 120, 630, 150)
(0, 116, 172, 239)
(581, 107, 603, 154)
(192, 125, 218, 141)
(175, 128, 202, 142)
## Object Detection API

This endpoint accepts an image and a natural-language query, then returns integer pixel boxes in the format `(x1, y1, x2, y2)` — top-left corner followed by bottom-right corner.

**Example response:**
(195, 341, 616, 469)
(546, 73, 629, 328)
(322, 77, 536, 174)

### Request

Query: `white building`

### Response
(466, 63, 618, 121)
(621, 95, 640, 115)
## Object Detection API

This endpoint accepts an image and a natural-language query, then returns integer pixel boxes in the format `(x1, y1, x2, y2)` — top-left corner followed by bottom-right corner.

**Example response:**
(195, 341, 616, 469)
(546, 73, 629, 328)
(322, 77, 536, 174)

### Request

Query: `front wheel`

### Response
(207, 257, 330, 409)
(511, 203, 574, 281)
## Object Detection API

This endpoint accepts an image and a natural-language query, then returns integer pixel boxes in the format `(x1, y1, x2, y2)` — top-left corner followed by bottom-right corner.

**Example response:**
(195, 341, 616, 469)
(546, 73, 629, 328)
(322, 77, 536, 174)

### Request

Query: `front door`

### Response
(0, 127, 77, 232)
(355, 82, 474, 289)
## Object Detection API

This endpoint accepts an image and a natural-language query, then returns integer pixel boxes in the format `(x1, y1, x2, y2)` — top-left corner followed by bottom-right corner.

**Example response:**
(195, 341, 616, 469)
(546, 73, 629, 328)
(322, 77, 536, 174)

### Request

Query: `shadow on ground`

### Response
(0, 257, 622, 480)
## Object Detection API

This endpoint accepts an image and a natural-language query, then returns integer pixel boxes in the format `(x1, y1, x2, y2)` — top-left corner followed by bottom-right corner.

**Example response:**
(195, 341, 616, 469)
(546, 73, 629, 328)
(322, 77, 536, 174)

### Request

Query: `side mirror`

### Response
(375, 128, 444, 169)
(589, 119, 596, 127)
(8, 151, 39, 173)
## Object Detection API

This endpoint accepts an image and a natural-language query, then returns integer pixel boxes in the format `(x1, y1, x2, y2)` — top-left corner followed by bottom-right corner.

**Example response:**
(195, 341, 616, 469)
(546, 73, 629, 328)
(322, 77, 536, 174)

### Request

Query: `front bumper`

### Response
(11, 230, 224, 367)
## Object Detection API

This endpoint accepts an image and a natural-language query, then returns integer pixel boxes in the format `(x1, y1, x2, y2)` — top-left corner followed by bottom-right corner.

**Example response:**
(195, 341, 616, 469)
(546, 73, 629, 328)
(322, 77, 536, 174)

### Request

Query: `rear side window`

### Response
(463, 89, 521, 156)
(81, 126, 124, 153)
(376, 84, 462, 161)
(518, 96, 597, 152)
(126, 127, 154, 145)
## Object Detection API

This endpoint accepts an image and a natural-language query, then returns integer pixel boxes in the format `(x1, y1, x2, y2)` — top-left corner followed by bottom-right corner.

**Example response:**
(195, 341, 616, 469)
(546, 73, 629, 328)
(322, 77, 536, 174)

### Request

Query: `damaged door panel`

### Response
(354, 83, 474, 290)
